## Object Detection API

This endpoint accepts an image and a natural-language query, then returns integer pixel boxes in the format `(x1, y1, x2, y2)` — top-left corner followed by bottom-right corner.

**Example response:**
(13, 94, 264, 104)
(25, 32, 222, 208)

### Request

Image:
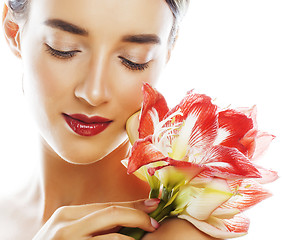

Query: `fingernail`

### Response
(150, 217, 160, 229)
(144, 198, 160, 207)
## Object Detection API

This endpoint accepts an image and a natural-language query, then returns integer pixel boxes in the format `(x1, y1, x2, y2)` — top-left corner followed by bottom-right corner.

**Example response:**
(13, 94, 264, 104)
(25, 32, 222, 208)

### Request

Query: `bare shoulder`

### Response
(0, 192, 40, 240)
(143, 217, 223, 240)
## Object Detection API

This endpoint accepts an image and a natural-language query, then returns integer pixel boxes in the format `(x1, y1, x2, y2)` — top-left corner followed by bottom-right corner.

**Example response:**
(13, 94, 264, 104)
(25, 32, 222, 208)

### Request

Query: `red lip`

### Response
(63, 113, 112, 137)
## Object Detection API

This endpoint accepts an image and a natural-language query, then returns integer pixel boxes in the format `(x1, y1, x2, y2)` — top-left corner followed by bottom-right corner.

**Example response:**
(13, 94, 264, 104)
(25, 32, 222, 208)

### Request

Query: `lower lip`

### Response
(63, 114, 112, 137)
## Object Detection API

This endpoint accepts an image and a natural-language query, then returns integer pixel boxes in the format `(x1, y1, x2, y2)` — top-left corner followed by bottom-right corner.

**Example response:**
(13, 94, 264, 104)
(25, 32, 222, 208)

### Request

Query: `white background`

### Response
(0, 0, 281, 239)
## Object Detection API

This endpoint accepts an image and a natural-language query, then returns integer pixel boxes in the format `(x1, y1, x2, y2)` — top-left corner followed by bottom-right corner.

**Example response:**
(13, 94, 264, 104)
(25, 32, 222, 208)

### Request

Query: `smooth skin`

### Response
(1, 0, 221, 239)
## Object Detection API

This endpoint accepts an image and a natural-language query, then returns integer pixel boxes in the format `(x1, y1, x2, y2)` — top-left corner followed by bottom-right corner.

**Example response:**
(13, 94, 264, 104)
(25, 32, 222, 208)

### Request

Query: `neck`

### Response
(36, 138, 150, 222)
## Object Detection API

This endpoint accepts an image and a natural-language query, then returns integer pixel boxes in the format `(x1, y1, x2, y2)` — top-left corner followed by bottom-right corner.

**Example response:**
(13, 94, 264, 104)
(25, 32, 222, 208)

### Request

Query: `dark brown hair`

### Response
(8, 0, 29, 18)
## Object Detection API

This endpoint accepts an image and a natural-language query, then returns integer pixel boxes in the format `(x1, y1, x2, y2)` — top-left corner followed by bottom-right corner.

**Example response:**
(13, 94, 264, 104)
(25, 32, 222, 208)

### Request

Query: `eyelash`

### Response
(45, 44, 80, 59)
(119, 57, 150, 72)
(45, 44, 150, 71)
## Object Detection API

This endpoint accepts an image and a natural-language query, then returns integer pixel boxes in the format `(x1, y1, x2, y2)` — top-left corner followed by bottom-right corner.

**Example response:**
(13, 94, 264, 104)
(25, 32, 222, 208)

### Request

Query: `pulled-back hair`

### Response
(165, 0, 190, 44)
(166, 0, 189, 21)
(8, 0, 29, 18)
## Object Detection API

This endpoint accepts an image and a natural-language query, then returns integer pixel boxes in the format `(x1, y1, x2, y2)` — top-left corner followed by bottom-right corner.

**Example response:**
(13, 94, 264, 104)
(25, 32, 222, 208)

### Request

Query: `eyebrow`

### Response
(122, 34, 161, 45)
(44, 19, 88, 36)
(43, 19, 161, 44)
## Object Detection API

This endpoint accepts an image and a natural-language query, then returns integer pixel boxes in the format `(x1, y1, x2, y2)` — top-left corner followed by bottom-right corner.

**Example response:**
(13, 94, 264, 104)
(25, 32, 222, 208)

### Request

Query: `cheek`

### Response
(110, 73, 154, 122)
(111, 58, 167, 118)
(114, 78, 143, 113)
(25, 59, 73, 102)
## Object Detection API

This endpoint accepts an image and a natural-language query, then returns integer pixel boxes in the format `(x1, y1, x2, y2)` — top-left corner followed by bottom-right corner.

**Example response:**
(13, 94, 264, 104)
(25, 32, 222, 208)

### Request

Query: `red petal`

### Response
(222, 179, 272, 213)
(165, 92, 218, 151)
(138, 83, 169, 138)
(227, 179, 243, 192)
(127, 136, 167, 174)
(201, 146, 261, 179)
(238, 129, 257, 158)
(250, 131, 275, 160)
(218, 109, 254, 156)
(236, 105, 258, 128)
(223, 214, 250, 233)
(255, 165, 279, 184)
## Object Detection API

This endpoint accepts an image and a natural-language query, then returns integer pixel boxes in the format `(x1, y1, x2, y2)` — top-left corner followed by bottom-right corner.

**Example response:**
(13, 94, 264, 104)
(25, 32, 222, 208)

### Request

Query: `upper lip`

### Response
(63, 113, 113, 124)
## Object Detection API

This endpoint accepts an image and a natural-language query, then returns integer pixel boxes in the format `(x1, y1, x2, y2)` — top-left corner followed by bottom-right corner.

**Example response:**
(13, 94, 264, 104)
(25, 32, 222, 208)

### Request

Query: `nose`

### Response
(74, 53, 110, 107)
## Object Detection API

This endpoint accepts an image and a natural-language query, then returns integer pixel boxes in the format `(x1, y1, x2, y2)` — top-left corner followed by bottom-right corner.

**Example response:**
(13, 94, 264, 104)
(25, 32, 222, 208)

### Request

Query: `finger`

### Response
(91, 233, 135, 240)
(91, 199, 160, 213)
(73, 205, 160, 236)
(56, 199, 160, 220)
(126, 198, 161, 213)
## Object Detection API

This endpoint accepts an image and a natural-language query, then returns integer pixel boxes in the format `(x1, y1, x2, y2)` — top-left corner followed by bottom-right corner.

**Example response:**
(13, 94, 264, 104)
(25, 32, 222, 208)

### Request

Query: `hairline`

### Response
(8, 0, 186, 47)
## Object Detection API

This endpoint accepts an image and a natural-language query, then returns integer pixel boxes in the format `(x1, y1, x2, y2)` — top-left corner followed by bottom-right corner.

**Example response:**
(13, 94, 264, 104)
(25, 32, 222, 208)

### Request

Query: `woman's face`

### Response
(19, 0, 174, 164)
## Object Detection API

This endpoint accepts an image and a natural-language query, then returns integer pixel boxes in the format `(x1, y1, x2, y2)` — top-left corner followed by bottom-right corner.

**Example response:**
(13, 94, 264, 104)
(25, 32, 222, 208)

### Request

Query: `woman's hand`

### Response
(33, 199, 160, 240)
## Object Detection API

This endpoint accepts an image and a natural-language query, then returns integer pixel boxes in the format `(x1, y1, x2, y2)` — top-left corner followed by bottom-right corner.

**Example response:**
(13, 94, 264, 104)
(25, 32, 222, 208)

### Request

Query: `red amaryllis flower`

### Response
(121, 83, 277, 239)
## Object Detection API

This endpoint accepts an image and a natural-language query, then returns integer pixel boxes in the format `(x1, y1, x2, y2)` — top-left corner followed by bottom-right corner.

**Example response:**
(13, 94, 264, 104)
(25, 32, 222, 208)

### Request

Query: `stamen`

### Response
(151, 109, 184, 156)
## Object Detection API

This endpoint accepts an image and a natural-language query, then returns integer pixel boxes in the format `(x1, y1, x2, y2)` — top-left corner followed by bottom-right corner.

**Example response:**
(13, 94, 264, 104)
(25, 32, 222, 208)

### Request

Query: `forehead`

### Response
(28, 0, 174, 41)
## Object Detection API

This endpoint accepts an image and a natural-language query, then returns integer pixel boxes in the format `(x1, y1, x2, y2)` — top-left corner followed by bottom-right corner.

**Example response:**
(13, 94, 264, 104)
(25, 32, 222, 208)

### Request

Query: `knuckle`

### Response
(53, 206, 71, 220)
(107, 205, 121, 217)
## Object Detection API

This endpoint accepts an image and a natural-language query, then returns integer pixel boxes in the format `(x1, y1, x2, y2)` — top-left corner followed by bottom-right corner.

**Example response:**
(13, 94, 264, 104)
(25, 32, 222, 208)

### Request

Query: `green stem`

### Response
(148, 200, 166, 219)
(149, 188, 159, 199)
(119, 227, 146, 240)
(154, 204, 175, 222)
(161, 186, 171, 202)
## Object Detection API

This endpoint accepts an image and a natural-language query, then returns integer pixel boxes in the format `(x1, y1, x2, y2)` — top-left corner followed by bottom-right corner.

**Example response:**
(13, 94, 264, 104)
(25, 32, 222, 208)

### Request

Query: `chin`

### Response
(56, 147, 111, 165)
(53, 134, 129, 165)
(61, 153, 106, 165)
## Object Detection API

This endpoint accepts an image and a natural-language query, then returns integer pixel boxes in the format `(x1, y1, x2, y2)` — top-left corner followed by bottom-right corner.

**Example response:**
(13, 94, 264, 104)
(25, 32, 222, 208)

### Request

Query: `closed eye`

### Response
(44, 43, 81, 60)
(118, 56, 150, 71)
